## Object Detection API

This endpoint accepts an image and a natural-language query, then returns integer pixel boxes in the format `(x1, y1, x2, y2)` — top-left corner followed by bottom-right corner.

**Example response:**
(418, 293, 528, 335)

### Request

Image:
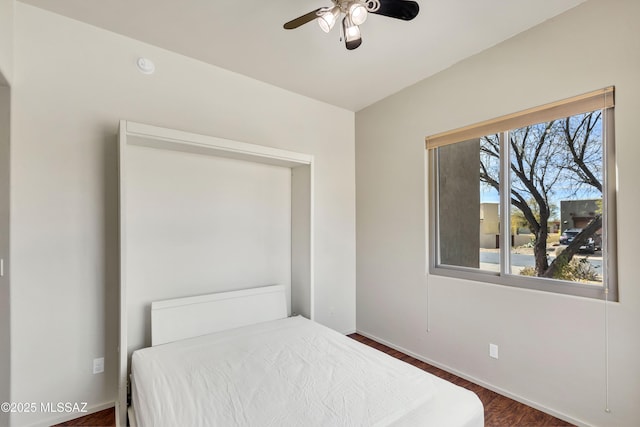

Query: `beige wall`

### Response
(356, 0, 640, 426)
(0, 84, 10, 427)
(480, 203, 499, 249)
(0, 0, 13, 83)
(0, 3, 12, 422)
(11, 3, 355, 426)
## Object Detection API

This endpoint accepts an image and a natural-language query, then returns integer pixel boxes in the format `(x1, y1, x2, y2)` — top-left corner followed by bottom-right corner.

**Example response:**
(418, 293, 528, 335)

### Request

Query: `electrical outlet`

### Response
(489, 344, 499, 359)
(93, 357, 104, 374)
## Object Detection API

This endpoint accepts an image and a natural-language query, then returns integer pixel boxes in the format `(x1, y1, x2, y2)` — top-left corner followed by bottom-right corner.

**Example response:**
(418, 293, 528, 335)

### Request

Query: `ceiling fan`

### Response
(283, 0, 419, 50)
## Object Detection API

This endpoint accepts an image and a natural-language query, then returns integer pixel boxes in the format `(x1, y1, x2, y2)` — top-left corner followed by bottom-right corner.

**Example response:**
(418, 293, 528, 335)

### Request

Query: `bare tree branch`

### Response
(479, 111, 604, 279)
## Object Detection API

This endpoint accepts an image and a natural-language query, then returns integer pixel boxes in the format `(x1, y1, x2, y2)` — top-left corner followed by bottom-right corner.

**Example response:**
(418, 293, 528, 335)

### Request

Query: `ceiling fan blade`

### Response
(283, 8, 322, 29)
(370, 0, 419, 21)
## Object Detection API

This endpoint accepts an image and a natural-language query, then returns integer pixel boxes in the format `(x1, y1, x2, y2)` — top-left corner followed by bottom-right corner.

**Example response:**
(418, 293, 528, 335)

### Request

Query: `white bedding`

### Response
(131, 316, 483, 427)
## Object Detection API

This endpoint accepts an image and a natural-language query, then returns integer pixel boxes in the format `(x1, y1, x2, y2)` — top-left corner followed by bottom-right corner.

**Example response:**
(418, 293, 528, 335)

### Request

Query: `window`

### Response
(427, 87, 617, 300)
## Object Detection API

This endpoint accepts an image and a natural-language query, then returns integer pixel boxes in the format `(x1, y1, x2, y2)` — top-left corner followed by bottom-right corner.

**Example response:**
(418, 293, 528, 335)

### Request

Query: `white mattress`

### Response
(131, 316, 483, 427)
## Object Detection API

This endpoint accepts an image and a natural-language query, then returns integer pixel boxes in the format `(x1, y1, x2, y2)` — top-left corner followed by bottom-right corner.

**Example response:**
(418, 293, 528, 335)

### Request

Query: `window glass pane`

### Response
(508, 110, 604, 286)
(436, 136, 500, 271)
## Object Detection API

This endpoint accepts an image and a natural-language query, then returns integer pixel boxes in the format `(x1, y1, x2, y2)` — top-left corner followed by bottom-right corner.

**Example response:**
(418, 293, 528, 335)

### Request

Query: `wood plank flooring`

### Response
(51, 407, 114, 427)
(54, 334, 574, 427)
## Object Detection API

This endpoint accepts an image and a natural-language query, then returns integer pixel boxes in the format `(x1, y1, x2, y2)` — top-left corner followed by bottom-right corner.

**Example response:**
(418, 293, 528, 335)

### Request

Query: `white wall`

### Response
(11, 3, 355, 426)
(126, 146, 292, 353)
(0, 3, 13, 415)
(356, 0, 640, 426)
(0, 0, 13, 83)
(0, 84, 11, 427)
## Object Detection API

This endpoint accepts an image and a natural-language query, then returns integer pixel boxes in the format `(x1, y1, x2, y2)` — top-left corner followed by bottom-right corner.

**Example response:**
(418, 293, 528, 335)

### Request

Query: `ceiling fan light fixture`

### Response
(343, 17, 360, 40)
(348, 2, 368, 25)
(342, 16, 362, 50)
(317, 6, 340, 33)
(283, 0, 419, 51)
(345, 25, 361, 40)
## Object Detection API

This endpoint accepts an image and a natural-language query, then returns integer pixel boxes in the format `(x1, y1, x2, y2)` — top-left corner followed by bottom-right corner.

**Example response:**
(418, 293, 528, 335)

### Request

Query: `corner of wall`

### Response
(0, 0, 14, 86)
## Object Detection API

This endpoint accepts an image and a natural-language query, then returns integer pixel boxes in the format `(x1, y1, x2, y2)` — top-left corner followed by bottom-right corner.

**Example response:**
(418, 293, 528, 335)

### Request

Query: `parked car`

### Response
(559, 228, 595, 253)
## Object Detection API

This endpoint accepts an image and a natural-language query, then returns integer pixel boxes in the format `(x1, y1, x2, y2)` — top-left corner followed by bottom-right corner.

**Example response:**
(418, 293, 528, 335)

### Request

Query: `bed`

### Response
(128, 285, 484, 427)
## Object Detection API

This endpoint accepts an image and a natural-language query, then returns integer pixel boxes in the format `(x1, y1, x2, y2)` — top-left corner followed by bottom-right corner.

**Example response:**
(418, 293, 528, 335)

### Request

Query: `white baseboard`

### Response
(23, 401, 114, 427)
(355, 329, 592, 427)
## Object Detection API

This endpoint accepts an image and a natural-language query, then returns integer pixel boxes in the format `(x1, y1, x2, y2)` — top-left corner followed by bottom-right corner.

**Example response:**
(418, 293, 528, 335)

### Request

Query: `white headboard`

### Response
(151, 285, 287, 346)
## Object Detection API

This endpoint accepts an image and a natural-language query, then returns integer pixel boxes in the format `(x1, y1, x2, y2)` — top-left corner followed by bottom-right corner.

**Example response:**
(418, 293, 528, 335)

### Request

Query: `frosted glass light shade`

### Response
(318, 6, 341, 33)
(344, 19, 361, 41)
(342, 15, 362, 49)
(349, 2, 368, 25)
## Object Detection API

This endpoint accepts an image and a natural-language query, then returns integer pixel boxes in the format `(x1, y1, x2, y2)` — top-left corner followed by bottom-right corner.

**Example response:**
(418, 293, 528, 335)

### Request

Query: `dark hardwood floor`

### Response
(51, 407, 115, 427)
(55, 335, 573, 427)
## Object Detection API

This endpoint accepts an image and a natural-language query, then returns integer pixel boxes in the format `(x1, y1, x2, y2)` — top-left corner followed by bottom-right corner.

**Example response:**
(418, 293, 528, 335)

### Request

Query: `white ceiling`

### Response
(19, 0, 586, 111)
